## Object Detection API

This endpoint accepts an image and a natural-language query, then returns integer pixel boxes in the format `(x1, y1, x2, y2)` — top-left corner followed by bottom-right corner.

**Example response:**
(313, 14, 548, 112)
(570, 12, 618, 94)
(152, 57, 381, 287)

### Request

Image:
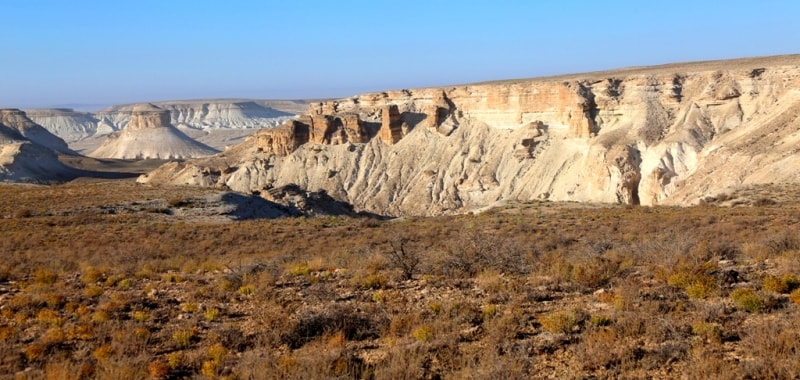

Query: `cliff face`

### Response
(139, 55, 800, 215)
(0, 109, 75, 155)
(90, 104, 219, 160)
(25, 109, 99, 144)
(0, 109, 79, 182)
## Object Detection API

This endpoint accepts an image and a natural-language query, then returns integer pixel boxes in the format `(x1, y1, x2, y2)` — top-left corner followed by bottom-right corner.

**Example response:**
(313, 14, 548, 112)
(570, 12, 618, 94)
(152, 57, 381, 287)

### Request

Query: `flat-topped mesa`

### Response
(90, 104, 219, 159)
(128, 104, 172, 130)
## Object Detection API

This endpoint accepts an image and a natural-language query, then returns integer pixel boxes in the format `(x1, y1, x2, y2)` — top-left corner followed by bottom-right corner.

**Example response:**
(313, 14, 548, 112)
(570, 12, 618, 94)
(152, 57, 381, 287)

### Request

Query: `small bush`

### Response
(692, 322, 723, 343)
(132, 311, 149, 322)
(412, 325, 433, 342)
(790, 288, 800, 305)
(762, 274, 800, 294)
(730, 288, 765, 313)
(204, 307, 220, 322)
(360, 273, 388, 290)
(34, 268, 58, 285)
(173, 329, 196, 348)
(148, 360, 171, 378)
(538, 310, 582, 334)
(590, 315, 613, 327)
(668, 270, 717, 299)
(237, 285, 256, 295)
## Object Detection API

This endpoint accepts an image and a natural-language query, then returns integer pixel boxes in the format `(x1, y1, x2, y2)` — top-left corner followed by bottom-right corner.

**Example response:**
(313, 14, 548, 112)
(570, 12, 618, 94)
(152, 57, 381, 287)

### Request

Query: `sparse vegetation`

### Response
(1, 181, 800, 378)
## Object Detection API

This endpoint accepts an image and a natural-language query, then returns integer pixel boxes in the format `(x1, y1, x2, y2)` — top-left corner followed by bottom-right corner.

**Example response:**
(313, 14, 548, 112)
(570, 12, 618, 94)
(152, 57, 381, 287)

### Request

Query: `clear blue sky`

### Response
(2, 0, 798, 109)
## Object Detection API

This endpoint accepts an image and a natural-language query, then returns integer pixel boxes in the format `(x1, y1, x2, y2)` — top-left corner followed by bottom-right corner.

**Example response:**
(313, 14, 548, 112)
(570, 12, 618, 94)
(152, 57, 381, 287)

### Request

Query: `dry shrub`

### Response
(762, 274, 800, 293)
(730, 288, 765, 313)
(666, 261, 719, 299)
(538, 309, 585, 334)
(739, 317, 800, 377)
(282, 304, 388, 349)
(571, 253, 624, 289)
(764, 232, 800, 255)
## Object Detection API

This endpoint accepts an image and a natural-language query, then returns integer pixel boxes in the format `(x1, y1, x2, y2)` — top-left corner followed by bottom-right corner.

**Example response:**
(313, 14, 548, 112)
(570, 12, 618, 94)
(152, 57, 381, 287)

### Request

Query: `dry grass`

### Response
(1, 181, 800, 378)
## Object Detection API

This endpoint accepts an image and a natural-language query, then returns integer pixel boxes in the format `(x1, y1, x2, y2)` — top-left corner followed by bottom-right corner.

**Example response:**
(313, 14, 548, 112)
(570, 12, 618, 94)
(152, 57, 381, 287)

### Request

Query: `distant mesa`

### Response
(89, 104, 219, 160)
(27, 99, 312, 153)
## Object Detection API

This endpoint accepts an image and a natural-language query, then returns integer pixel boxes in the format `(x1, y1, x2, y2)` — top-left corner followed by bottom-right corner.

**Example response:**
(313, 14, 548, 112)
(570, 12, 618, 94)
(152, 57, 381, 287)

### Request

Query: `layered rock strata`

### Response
(139, 55, 800, 215)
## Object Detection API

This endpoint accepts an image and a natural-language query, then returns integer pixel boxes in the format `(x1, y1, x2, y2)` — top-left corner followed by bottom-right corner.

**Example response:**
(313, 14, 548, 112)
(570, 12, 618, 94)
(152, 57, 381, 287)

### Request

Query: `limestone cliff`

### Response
(90, 104, 219, 160)
(139, 55, 800, 215)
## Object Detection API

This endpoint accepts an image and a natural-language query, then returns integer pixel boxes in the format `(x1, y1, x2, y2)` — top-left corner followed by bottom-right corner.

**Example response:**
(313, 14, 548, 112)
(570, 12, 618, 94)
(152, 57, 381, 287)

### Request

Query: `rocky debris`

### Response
(259, 183, 371, 218)
(139, 55, 800, 215)
(90, 104, 219, 160)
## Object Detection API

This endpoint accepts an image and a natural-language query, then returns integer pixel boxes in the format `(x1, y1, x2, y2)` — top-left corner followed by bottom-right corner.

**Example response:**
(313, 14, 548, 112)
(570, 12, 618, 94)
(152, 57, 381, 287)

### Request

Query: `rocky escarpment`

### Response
(139, 55, 800, 216)
(0, 109, 80, 182)
(90, 104, 219, 160)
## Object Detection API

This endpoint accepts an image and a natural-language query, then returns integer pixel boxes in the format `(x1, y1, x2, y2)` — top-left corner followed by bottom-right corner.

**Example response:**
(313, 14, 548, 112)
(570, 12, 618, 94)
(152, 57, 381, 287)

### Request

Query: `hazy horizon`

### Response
(3, 0, 799, 109)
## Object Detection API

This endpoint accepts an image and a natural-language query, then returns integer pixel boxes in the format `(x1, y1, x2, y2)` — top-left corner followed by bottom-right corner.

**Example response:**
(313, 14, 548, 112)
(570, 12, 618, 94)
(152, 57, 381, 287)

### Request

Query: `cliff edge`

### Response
(138, 55, 800, 215)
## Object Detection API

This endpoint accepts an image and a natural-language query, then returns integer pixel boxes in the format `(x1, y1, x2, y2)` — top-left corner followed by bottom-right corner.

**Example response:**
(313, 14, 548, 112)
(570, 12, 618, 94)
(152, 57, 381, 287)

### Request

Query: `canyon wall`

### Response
(139, 55, 800, 215)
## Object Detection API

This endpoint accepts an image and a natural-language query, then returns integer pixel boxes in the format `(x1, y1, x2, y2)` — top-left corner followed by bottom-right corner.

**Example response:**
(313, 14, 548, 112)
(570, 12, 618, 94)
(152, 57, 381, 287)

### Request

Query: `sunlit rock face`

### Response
(139, 55, 800, 216)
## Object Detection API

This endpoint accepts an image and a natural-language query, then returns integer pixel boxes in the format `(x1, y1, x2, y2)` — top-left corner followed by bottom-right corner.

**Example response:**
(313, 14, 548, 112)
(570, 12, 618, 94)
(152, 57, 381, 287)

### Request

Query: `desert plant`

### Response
(730, 288, 765, 313)
(538, 309, 584, 334)
(385, 234, 422, 280)
(762, 274, 800, 294)
(412, 325, 433, 342)
(172, 329, 196, 348)
(691, 322, 723, 343)
(204, 307, 221, 322)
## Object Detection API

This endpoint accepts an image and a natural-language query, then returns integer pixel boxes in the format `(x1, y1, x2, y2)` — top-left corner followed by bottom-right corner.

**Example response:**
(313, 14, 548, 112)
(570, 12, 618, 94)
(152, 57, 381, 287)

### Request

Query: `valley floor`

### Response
(1, 180, 800, 378)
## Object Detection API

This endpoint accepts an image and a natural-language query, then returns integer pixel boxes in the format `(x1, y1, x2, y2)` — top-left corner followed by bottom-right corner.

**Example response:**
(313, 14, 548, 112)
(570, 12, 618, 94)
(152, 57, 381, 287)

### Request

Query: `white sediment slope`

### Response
(138, 55, 800, 216)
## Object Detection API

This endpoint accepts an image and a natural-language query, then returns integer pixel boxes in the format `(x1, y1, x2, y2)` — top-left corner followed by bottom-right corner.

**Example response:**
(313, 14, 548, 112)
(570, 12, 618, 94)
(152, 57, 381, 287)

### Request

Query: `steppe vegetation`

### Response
(1, 181, 800, 378)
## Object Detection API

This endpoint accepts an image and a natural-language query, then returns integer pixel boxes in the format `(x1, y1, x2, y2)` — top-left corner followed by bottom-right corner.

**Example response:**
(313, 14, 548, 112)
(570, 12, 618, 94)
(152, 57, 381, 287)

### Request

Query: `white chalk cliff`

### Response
(132, 54, 800, 215)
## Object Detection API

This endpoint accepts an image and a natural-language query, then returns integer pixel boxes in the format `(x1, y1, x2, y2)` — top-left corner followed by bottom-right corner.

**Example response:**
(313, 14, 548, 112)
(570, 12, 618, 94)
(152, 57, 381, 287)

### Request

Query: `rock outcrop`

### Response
(139, 55, 800, 216)
(90, 104, 219, 160)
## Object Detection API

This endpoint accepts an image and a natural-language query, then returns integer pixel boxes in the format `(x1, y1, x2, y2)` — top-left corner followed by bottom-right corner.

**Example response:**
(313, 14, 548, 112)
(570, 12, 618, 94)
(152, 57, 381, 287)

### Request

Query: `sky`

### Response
(2, 0, 799, 109)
